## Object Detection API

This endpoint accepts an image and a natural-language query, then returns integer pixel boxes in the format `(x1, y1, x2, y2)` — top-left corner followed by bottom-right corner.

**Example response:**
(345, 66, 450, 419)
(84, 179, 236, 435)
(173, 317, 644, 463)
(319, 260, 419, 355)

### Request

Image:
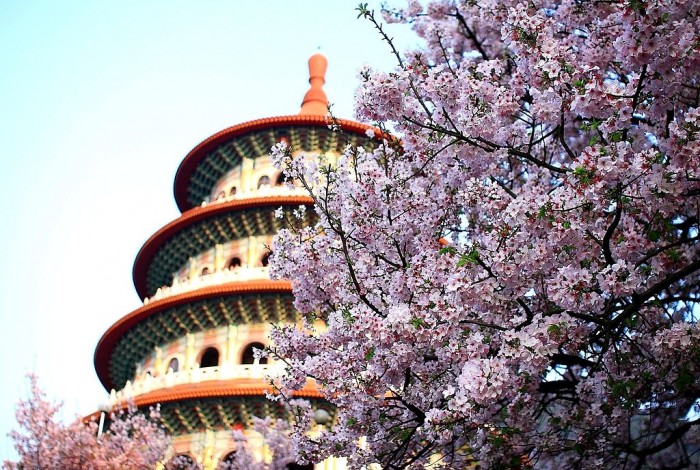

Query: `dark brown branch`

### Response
(509, 148, 570, 174)
(628, 418, 699, 460)
(636, 235, 700, 267)
(538, 379, 578, 394)
(452, 10, 489, 61)
(489, 176, 517, 199)
(404, 113, 570, 174)
(602, 185, 623, 266)
(559, 111, 577, 160)
(611, 258, 700, 329)
(550, 353, 595, 368)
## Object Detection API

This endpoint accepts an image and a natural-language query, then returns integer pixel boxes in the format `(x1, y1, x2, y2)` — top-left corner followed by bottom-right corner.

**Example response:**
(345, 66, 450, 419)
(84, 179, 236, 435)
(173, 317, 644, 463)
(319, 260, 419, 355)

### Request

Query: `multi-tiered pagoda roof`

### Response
(93, 54, 379, 467)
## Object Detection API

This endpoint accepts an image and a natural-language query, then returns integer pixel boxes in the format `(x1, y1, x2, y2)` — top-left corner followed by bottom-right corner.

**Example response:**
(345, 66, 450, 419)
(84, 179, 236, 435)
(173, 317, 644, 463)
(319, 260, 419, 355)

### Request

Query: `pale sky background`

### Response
(0, 1, 417, 461)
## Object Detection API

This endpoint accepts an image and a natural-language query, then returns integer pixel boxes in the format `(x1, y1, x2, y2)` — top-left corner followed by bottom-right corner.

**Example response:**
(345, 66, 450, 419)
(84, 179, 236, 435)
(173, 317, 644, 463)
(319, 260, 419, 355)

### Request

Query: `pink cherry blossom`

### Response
(4, 375, 172, 470)
(269, 1, 700, 468)
(219, 416, 300, 470)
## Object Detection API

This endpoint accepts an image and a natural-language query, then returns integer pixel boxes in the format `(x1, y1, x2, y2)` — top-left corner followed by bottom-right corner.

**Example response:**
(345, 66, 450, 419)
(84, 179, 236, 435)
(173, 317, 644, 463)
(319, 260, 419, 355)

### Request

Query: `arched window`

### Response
(201, 267, 210, 276)
(227, 257, 242, 270)
(200, 347, 219, 368)
(229, 186, 237, 196)
(257, 175, 270, 189)
(216, 191, 225, 200)
(241, 342, 267, 365)
(260, 252, 271, 267)
(275, 173, 286, 186)
(167, 358, 179, 373)
(220, 451, 237, 467)
(166, 454, 199, 470)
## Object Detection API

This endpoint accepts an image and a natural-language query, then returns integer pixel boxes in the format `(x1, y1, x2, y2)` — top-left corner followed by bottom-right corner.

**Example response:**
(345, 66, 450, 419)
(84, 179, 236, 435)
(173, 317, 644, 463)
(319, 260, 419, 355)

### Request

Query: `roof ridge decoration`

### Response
(299, 52, 329, 116)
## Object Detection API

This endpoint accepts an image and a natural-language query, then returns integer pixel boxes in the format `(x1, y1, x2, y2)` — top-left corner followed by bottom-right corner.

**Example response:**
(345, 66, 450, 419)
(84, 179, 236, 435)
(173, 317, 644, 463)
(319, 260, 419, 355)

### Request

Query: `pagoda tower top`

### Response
(171, 52, 376, 214)
(299, 52, 329, 116)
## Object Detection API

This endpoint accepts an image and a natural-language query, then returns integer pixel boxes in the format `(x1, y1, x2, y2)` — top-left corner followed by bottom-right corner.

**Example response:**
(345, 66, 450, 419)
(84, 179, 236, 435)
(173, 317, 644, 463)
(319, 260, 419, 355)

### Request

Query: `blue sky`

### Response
(0, 1, 415, 460)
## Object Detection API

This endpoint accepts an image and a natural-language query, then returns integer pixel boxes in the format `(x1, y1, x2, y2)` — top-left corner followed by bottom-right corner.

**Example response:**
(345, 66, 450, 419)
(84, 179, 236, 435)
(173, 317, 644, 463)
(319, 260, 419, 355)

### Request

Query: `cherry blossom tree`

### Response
(269, 0, 700, 468)
(4, 375, 170, 470)
(218, 417, 298, 470)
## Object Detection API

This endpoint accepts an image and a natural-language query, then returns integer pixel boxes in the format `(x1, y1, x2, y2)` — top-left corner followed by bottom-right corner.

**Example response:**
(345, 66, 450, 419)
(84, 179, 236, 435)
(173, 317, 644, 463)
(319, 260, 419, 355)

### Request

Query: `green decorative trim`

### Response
(109, 292, 298, 389)
(186, 126, 375, 207)
(146, 204, 316, 295)
(157, 396, 335, 434)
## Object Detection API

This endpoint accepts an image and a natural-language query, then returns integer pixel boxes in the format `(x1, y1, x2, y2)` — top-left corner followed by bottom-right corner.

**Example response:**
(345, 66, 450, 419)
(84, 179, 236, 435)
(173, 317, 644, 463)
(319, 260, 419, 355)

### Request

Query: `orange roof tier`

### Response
(88, 385, 332, 435)
(172, 115, 380, 212)
(95, 280, 295, 391)
(120, 388, 331, 436)
(120, 379, 323, 407)
(132, 195, 315, 299)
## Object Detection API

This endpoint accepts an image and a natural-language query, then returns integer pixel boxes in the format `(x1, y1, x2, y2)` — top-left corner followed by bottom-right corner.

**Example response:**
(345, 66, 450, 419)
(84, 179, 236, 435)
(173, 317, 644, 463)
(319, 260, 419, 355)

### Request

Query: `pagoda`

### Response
(93, 54, 378, 468)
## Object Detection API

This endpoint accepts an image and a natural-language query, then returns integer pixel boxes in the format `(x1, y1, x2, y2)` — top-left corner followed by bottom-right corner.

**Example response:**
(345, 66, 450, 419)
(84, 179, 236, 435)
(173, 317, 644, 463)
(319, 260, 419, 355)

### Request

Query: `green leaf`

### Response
(355, 3, 369, 18)
(547, 324, 562, 336)
(582, 119, 601, 132)
(492, 434, 505, 449)
(573, 166, 595, 184)
(456, 248, 479, 267)
(342, 309, 355, 324)
(667, 248, 681, 262)
(439, 246, 457, 255)
(654, 152, 667, 164)
(629, 0, 645, 13)
(365, 346, 375, 361)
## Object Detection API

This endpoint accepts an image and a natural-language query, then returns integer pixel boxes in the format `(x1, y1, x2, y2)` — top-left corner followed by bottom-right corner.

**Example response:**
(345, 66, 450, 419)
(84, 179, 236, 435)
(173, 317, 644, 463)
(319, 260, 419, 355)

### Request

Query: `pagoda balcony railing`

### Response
(202, 184, 308, 207)
(144, 266, 270, 304)
(109, 363, 284, 406)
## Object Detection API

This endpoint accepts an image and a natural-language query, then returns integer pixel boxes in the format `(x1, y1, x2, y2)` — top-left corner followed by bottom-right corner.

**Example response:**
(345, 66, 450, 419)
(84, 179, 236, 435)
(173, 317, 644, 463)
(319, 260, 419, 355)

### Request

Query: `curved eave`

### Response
(132, 195, 313, 299)
(89, 382, 330, 434)
(119, 379, 323, 408)
(173, 114, 379, 212)
(85, 381, 326, 432)
(94, 280, 293, 391)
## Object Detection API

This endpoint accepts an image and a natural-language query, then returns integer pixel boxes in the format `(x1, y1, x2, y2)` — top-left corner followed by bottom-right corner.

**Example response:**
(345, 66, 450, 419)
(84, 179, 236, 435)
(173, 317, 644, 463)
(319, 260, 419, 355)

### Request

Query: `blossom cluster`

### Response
(269, 0, 700, 468)
(4, 375, 170, 470)
(219, 416, 301, 470)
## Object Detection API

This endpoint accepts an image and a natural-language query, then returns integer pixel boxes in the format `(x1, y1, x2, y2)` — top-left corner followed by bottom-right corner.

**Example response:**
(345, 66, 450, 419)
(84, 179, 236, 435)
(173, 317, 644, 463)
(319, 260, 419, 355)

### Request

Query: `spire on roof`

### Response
(299, 52, 329, 116)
